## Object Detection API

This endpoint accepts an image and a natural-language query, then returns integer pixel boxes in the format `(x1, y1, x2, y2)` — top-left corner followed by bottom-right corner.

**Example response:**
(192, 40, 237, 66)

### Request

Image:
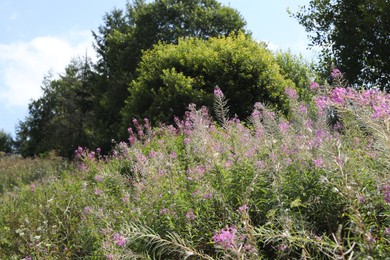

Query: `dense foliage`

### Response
(1, 77, 389, 259)
(292, 0, 390, 89)
(0, 129, 14, 154)
(16, 59, 96, 158)
(123, 33, 294, 124)
(92, 0, 247, 147)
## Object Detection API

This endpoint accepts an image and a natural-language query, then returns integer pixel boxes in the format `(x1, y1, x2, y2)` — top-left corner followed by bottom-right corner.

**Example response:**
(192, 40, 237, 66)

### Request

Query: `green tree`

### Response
(16, 58, 96, 158)
(92, 0, 247, 142)
(122, 33, 294, 125)
(0, 130, 13, 154)
(274, 49, 317, 100)
(292, 0, 390, 89)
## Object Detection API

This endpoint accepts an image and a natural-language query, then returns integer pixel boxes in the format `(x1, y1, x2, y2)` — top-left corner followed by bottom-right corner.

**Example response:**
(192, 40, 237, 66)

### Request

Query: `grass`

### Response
(0, 81, 389, 259)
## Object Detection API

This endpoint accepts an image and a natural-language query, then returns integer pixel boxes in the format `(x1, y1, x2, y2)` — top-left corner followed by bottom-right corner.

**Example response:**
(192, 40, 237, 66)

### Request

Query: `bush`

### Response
(122, 32, 295, 126)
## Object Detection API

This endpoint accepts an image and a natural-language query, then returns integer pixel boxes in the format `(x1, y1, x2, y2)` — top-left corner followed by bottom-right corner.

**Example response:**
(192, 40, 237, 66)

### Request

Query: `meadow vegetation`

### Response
(1, 74, 389, 259)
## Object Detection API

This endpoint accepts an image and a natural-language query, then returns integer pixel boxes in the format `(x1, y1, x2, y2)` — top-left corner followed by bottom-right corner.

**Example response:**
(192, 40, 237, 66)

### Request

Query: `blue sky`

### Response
(0, 0, 316, 137)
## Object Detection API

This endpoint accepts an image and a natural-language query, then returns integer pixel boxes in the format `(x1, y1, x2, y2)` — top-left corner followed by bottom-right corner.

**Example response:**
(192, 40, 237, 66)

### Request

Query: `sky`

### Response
(0, 0, 316, 137)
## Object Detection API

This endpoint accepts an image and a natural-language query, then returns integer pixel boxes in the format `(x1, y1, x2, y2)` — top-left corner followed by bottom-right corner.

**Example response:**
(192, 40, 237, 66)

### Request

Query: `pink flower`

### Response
(113, 233, 127, 247)
(383, 185, 390, 204)
(278, 122, 290, 134)
(285, 87, 298, 100)
(238, 204, 248, 213)
(330, 87, 346, 104)
(185, 209, 196, 221)
(94, 189, 103, 196)
(309, 81, 319, 92)
(214, 86, 224, 97)
(314, 159, 323, 168)
(331, 68, 342, 79)
(213, 226, 237, 249)
(183, 138, 191, 145)
(106, 254, 114, 260)
(30, 183, 36, 192)
(94, 175, 103, 182)
(84, 206, 91, 214)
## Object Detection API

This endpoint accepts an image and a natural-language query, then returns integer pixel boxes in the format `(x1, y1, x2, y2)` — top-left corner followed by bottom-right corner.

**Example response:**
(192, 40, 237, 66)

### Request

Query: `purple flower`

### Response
(148, 150, 157, 158)
(331, 68, 343, 79)
(84, 206, 91, 214)
(331, 87, 346, 104)
(279, 244, 287, 251)
(315, 96, 328, 110)
(30, 183, 36, 192)
(94, 189, 103, 196)
(238, 204, 248, 213)
(113, 233, 127, 247)
(183, 138, 191, 145)
(278, 122, 290, 134)
(213, 226, 237, 249)
(94, 175, 103, 182)
(214, 86, 224, 97)
(383, 185, 390, 203)
(285, 87, 298, 100)
(314, 159, 323, 168)
(298, 104, 308, 115)
(385, 227, 390, 235)
(310, 81, 320, 92)
(185, 209, 196, 221)
(106, 254, 114, 260)
(170, 151, 177, 159)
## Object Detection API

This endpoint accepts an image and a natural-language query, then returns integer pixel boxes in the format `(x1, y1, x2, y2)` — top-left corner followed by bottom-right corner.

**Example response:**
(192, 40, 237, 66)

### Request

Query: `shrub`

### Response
(122, 32, 294, 126)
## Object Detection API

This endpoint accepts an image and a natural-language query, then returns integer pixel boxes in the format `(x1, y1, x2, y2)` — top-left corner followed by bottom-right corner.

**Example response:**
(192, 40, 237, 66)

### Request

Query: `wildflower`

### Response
(113, 233, 127, 247)
(170, 151, 177, 159)
(331, 68, 342, 79)
(94, 189, 103, 196)
(75, 146, 83, 158)
(88, 151, 95, 160)
(183, 138, 191, 145)
(279, 244, 287, 251)
(309, 81, 319, 92)
(330, 87, 346, 104)
(185, 209, 196, 221)
(84, 206, 91, 214)
(385, 227, 390, 235)
(314, 159, 323, 168)
(278, 122, 290, 134)
(148, 149, 157, 158)
(202, 192, 213, 199)
(383, 185, 390, 203)
(213, 226, 237, 249)
(121, 196, 129, 203)
(298, 104, 308, 115)
(94, 175, 103, 182)
(30, 183, 36, 192)
(238, 204, 248, 213)
(285, 87, 298, 100)
(315, 96, 328, 110)
(214, 86, 224, 97)
(106, 254, 114, 260)
(96, 147, 101, 155)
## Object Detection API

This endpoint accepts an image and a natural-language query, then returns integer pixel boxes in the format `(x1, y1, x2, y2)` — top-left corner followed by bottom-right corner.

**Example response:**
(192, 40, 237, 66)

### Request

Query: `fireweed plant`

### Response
(1, 71, 389, 259)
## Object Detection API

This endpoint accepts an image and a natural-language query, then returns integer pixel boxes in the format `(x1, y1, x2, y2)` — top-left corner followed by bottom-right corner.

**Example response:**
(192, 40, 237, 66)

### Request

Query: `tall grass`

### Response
(0, 78, 389, 259)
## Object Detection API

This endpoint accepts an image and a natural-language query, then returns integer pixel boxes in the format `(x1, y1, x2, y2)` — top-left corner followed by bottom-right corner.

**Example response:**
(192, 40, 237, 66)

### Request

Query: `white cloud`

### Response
(0, 31, 96, 107)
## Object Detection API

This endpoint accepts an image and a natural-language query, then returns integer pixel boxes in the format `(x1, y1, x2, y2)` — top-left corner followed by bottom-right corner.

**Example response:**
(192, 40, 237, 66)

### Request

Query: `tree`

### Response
(92, 0, 247, 142)
(292, 0, 390, 89)
(0, 130, 13, 154)
(274, 49, 317, 100)
(16, 58, 96, 158)
(122, 33, 294, 125)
